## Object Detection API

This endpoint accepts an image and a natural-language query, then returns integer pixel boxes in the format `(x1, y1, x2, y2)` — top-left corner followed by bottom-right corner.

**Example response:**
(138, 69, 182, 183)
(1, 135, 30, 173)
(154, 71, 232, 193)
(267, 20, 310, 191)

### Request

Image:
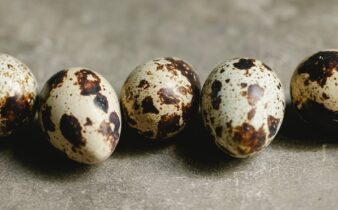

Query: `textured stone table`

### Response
(0, 0, 338, 209)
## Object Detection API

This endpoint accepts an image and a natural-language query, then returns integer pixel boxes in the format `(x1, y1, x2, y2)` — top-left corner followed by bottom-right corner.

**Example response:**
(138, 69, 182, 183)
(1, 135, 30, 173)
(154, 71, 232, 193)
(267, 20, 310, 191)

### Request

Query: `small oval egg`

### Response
(0, 53, 38, 137)
(38, 68, 121, 164)
(201, 58, 285, 158)
(291, 50, 338, 130)
(120, 57, 201, 139)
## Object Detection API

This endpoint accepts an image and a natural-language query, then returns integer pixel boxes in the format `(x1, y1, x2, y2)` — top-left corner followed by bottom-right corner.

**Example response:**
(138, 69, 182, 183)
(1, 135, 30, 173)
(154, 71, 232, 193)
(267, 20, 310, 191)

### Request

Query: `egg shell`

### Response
(38, 68, 121, 164)
(120, 57, 201, 139)
(201, 58, 285, 158)
(291, 50, 338, 130)
(0, 53, 38, 137)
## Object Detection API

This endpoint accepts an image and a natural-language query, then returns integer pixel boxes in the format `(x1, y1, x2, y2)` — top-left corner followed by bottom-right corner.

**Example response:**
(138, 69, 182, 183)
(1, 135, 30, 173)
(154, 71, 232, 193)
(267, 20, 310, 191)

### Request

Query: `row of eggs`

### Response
(0, 50, 334, 164)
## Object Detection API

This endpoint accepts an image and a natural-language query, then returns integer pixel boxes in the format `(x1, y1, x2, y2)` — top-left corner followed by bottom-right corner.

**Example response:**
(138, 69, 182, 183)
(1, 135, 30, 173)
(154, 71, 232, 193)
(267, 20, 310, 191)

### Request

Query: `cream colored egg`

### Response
(120, 57, 201, 139)
(291, 50, 338, 130)
(201, 58, 285, 158)
(38, 68, 121, 164)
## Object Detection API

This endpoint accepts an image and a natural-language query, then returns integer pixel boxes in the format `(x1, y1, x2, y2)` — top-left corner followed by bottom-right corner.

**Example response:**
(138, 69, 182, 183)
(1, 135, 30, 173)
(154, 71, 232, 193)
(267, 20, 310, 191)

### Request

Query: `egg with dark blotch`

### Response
(0, 53, 38, 137)
(291, 50, 338, 131)
(38, 68, 121, 164)
(120, 57, 201, 139)
(201, 58, 285, 158)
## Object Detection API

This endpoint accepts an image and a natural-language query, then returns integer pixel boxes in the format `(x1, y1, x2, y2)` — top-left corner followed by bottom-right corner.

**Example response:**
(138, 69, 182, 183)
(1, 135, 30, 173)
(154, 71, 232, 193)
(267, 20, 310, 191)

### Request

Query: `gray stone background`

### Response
(0, 0, 337, 209)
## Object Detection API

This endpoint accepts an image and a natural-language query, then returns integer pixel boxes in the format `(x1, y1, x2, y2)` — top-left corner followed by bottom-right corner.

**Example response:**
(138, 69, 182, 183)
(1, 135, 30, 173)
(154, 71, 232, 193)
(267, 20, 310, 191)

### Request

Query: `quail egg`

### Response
(201, 58, 285, 158)
(120, 57, 201, 139)
(0, 53, 38, 137)
(291, 50, 338, 130)
(38, 68, 121, 164)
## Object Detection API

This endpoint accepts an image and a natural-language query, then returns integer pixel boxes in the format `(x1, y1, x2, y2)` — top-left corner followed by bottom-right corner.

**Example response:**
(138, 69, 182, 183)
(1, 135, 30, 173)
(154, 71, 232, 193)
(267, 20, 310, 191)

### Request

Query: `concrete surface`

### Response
(0, 0, 338, 209)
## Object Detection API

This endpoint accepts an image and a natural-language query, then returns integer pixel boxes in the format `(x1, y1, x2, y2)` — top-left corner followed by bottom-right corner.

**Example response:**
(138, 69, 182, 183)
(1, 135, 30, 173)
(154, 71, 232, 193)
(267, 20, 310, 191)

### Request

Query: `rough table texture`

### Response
(0, 0, 338, 209)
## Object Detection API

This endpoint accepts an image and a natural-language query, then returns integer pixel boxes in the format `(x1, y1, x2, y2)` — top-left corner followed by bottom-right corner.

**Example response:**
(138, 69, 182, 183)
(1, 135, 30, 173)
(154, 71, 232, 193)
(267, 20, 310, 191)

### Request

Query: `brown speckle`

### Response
(240, 83, 247, 88)
(322, 93, 330, 100)
(142, 96, 159, 114)
(60, 114, 85, 147)
(75, 69, 101, 95)
(137, 80, 150, 89)
(233, 58, 255, 70)
(233, 123, 266, 154)
(84, 117, 92, 126)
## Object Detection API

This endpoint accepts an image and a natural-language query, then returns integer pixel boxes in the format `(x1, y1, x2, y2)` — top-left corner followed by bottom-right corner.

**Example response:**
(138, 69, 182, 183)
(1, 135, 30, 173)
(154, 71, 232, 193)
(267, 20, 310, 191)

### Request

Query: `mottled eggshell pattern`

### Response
(38, 68, 121, 164)
(291, 50, 338, 130)
(0, 53, 38, 137)
(201, 58, 285, 158)
(120, 57, 201, 139)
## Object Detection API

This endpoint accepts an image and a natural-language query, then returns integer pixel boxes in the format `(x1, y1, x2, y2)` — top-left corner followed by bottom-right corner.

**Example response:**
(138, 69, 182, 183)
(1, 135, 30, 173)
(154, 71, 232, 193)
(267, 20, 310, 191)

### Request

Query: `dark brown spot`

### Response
(47, 70, 68, 90)
(157, 113, 181, 138)
(137, 80, 150, 89)
(277, 83, 282, 90)
(211, 80, 222, 109)
(41, 105, 55, 131)
(60, 114, 85, 147)
(297, 51, 338, 87)
(233, 58, 255, 70)
(233, 123, 266, 154)
(215, 126, 223, 137)
(267, 115, 280, 138)
(75, 69, 101, 95)
(142, 96, 159, 114)
(322, 93, 330, 100)
(247, 84, 264, 105)
(247, 108, 256, 120)
(220, 69, 225, 73)
(155, 62, 164, 70)
(39, 70, 67, 105)
(240, 83, 247, 88)
(0, 94, 34, 132)
(93, 93, 108, 113)
(84, 117, 92, 126)
(225, 79, 230, 83)
(110, 111, 121, 141)
(158, 88, 180, 105)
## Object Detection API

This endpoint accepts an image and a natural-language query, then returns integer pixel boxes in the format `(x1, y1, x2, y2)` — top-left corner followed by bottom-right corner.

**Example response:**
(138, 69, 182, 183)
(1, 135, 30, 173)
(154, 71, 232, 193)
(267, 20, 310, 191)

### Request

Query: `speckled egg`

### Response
(0, 53, 38, 137)
(201, 58, 285, 158)
(38, 68, 121, 164)
(291, 50, 338, 130)
(120, 57, 201, 139)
